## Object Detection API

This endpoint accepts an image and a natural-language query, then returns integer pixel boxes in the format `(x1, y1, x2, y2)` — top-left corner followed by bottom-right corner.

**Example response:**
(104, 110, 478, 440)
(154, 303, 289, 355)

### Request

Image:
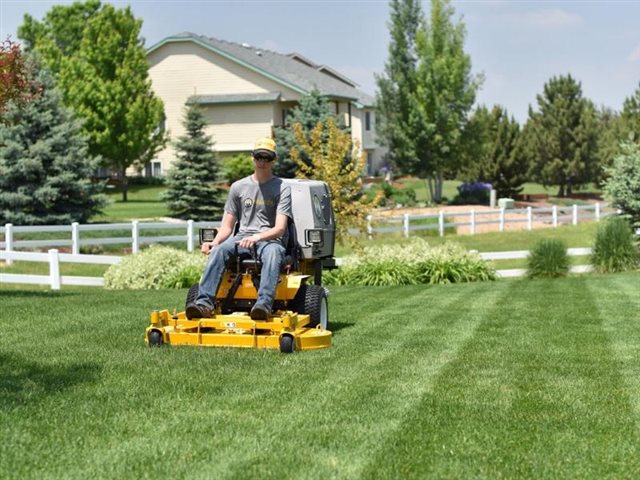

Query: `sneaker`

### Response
(185, 303, 213, 319)
(250, 303, 271, 320)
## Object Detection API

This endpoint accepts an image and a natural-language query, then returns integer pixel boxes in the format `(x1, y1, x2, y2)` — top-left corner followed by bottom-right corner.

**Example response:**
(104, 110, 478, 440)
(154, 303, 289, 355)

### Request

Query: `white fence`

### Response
(0, 220, 221, 265)
(366, 203, 610, 237)
(1, 247, 594, 289)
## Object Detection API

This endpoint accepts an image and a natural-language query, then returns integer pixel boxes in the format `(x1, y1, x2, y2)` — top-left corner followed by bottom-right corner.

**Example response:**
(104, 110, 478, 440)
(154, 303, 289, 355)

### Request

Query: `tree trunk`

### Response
(121, 167, 128, 202)
(557, 184, 565, 197)
(426, 178, 434, 204)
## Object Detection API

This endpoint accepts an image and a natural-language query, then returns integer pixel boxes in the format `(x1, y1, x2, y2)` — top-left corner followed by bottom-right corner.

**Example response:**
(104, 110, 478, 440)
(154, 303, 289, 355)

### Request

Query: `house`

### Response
(145, 32, 386, 177)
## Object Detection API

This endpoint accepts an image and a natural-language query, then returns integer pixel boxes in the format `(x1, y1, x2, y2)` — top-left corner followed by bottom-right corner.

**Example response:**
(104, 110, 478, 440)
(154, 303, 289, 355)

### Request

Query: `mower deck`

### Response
(146, 309, 331, 352)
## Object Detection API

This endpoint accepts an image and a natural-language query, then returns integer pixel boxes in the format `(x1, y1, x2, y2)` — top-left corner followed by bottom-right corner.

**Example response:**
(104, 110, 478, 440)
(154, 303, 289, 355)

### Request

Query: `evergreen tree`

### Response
(596, 106, 624, 178)
(522, 75, 599, 196)
(161, 103, 225, 221)
(19, 1, 166, 202)
(375, 0, 423, 173)
(620, 83, 640, 142)
(466, 105, 527, 198)
(273, 89, 341, 178)
(0, 61, 106, 225)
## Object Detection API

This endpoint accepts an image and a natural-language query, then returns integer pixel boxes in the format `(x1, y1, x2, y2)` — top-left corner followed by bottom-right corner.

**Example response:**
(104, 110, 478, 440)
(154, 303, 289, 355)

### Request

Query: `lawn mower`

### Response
(145, 179, 337, 353)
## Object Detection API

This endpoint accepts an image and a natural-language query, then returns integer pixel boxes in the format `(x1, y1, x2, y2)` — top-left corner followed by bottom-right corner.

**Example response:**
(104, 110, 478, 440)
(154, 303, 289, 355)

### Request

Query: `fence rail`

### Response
(366, 203, 612, 237)
(1, 247, 595, 290)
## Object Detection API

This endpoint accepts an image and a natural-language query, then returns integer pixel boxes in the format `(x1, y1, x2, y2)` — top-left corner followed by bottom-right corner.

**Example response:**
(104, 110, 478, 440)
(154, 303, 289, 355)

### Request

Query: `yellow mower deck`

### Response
(146, 309, 331, 352)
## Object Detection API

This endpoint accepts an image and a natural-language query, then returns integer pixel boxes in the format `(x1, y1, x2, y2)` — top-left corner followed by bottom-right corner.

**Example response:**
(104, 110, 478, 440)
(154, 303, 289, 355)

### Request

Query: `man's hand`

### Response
(201, 242, 215, 254)
(237, 234, 261, 249)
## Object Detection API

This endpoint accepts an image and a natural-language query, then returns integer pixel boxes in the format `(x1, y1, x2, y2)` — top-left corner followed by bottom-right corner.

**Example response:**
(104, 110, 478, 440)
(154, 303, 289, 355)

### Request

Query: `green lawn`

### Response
(95, 184, 169, 222)
(3, 274, 640, 478)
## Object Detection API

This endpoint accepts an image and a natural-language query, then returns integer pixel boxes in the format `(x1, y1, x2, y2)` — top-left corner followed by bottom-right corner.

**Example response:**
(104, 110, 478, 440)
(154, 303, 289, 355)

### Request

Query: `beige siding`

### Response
(147, 41, 300, 171)
(203, 104, 274, 151)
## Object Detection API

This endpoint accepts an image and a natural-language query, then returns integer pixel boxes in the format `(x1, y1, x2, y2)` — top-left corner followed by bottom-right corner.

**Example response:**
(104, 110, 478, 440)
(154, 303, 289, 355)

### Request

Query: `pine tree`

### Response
(0, 61, 106, 225)
(273, 89, 341, 178)
(522, 75, 599, 196)
(161, 103, 225, 221)
(467, 105, 527, 198)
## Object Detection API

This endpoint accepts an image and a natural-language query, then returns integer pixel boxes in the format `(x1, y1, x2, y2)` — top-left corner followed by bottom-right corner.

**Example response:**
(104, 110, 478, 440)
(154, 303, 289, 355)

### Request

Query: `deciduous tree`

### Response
(19, 0, 166, 201)
(0, 38, 30, 116)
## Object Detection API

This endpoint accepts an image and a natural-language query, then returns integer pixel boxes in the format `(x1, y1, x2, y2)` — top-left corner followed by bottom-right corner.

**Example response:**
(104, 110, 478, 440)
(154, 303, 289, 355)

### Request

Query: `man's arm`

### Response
(236, 213, 288, 249)
(201, 212, 237, 254)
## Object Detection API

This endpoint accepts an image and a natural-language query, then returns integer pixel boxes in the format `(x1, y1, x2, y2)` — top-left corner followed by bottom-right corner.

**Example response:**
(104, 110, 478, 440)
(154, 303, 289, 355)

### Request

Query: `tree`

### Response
(161, 103, 226, 221)
(464, 105, 527, 198)
(411, 0, 481, 203)
(0, 38, 31, 117)
(291, 118, 381, 249)
(0, 61, 106, 225)
(602, 141, 640, 228)
(375, 0, 423, 173)
(620, 83, 640, 142)
(273, 89, 342, 178)
(522, 75, 599, 196)
(19, 0, 166, 201)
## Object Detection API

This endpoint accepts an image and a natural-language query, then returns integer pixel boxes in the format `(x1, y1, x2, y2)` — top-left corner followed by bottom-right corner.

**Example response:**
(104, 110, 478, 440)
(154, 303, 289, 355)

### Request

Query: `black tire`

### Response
(290, 284, 328, 329)
(185, 283, 199, 310)
(279, 334, 295, 353)
(148, 330, 163, 346)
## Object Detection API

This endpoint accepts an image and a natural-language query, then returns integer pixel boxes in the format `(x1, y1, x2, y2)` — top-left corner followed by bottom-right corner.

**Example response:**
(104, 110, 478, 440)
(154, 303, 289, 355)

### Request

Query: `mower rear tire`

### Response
(279, 334, 295, 353)
(291, 284, 328, 329)
(185, 283, 199, 310)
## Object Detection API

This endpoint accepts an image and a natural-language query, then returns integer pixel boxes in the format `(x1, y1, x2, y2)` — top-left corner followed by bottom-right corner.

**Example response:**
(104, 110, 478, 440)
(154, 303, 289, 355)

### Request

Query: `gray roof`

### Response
(148, 32, 375, 108)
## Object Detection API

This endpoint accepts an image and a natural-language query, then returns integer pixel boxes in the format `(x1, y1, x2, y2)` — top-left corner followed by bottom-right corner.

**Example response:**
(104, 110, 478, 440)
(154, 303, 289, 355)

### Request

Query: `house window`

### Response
(365, 111, 371, 131)
(152, 161, 162, 177)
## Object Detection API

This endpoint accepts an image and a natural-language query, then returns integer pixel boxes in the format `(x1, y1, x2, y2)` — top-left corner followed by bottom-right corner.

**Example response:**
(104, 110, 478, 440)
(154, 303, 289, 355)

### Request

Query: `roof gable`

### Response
(147, 32, 374, 107)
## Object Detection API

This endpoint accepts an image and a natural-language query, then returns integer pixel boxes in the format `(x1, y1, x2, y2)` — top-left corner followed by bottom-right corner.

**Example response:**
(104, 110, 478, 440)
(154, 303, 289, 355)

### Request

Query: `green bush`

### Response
(325, 239, 496, 286)
(526, 238, 570, 279)
(104, 245, 206, 289)
(602, 141, 640, 228)
(591, 216, 639, 273)
(223, 154, 254, 184)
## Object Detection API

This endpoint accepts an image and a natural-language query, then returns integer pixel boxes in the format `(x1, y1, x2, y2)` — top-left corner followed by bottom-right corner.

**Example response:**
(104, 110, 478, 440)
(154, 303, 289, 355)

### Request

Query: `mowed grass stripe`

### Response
(220, 283, 502, 479)
(363, 277, 640, 479)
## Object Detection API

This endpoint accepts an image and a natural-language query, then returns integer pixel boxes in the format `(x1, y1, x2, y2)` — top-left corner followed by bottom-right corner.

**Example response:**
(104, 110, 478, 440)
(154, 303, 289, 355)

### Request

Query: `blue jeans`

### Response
(195, 234, 285, 311)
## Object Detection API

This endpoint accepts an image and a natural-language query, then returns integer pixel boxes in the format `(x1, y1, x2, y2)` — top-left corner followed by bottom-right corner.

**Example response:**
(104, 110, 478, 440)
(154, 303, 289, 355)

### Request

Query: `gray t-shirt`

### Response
(225, 176, 292, 238)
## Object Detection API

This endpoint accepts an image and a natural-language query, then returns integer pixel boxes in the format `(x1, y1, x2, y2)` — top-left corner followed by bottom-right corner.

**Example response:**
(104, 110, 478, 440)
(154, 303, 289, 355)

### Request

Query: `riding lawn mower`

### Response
(145, 179, 337, 353)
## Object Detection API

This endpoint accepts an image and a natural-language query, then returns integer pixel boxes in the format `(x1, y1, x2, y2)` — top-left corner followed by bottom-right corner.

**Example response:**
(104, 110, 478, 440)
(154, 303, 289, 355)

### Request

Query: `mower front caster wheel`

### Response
(148, 330, 164, 346)
(279, 335, 295, 353)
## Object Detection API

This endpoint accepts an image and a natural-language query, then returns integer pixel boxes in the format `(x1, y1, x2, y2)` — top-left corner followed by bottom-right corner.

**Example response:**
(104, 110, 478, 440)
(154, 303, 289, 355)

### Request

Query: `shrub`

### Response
(602, 141, 640, 228)
(526, 238, 570, 279)
(450, 181, 492, 205)
(104, 245, 205, 289)
(223, 154, 254, 184)
(324, 239, 496, 286)
(380, 182, 417, 207)
(591, 216, 639, 273)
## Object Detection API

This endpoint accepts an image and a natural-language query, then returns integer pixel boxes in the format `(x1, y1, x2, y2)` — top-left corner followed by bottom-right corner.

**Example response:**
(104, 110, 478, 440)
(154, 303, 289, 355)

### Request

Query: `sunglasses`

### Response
(254, 155, 275, 162)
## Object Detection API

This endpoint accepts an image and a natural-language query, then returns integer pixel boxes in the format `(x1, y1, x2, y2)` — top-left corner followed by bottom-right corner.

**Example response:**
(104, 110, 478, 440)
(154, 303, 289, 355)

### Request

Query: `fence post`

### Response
(366, 214, 372, 240)
(48, 249, 61, 290)
(552, 205, 558, 228)
(5, 223, 13, 266)
(499, 208, 505, 232)
(403, 214, 410, 238)
(187, 220, 194, 252)
(132, 220, 139, 254)
(527, 207, 533, 231)
(470, 210, 476, 235)
(438, 211, 444, 237)
(72, 222, 79, 255)
(572, 204, 578, 226)
(595, 202, 601, 221)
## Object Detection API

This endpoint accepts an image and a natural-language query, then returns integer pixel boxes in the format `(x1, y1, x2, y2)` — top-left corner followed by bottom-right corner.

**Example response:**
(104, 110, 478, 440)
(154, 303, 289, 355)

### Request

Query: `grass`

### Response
(3, 273, 640, 478)
(95, 184, 169, 222)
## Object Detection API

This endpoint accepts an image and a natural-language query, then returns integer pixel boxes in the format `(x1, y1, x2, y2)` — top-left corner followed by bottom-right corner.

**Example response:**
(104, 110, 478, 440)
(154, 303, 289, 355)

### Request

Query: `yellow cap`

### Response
(253, 137, 277, 157)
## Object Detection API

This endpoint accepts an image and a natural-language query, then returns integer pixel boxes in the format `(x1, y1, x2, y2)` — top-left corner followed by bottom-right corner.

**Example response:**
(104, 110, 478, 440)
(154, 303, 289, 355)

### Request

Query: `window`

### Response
(152, 161, 162, 177)
(365, 111, 371, 131)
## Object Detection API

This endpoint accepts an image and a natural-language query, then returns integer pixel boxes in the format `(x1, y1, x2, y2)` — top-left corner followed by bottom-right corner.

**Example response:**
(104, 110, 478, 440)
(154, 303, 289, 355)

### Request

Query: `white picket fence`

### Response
(0, 247, 595, 289)
(366, 203, 610, 237)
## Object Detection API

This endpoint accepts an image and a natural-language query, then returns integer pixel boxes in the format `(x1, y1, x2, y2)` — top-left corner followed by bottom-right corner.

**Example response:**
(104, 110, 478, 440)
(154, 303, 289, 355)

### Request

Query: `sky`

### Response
(1, 0, 640, 124)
